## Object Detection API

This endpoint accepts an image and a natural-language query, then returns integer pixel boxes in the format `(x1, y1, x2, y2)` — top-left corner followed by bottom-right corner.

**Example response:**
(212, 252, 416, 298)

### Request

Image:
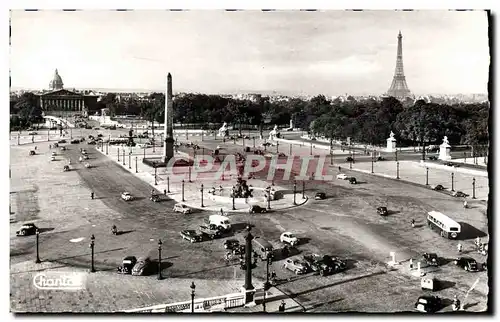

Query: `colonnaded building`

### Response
(38, 69, 99, 116)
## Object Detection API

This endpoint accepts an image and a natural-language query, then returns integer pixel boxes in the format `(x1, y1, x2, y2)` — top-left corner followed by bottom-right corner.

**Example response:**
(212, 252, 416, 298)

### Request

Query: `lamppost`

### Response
(243, 136, 245, 147)
(472, 177, 476, 199)
(128, 152, 131, 169)
(267, 191, 271, 210)
(242, 226, 255, 304)
(253, 137, 256, 148)
(90, 234, 95, 273)
(154, 166, 158, 185)
(451, 172, 455, 192)
(310, 142, 313, 155)
(135, 156, 138, 173)
(122, 150, 125, 166)
(464, 151, 467, 163)
(263, 257, 272, 312)
(396, 161, 400, 179)
(188, 166, 192, 183)
(330, 148, 333, 166)
(349, 158, 353, 170)
(302, 181, 305, 199)
(290, 143, 293, 156)
(158, 239, 163, 280)
(117, 148, 120, 162)
(182, 179, 185, 202)
(106, 142, 108, 155)
(167, 176, 170, 193)
(395, 150, 398, 162)
(200, 184, 204, 207)
(17, 134, 20, 145)
(35, 229, 41, 264)
(276, 142, 279, 154)
(190, 282, 196, 313)
(426, 167, 429, 186)
(293, 181, 297, 205)
(143, 147, 146, 160)
(232, 186, 236, 210)
(371, 154, 374, 173)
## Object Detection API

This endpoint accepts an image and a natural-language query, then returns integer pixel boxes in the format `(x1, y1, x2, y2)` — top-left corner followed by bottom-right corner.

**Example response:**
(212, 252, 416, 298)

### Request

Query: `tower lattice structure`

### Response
(387, 31, 412, 99)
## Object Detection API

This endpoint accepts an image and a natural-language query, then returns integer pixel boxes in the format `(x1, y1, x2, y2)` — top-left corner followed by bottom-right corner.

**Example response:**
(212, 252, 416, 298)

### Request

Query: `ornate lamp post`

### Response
(122, 150, 125, 166)
(128, 152, 131, 169)
(188, 166, 192, 183)
(242, 225, 255, 304)
(451, 172, 455, 192)
(253, 137, 256, 148)
(158, 239, 163, 280)
(293, 181, 297, 205)
(135, 156, 138, 173)
(167, 176, 171, 193)
(395, 150, 398, 162)
(371, 154, 374, 173)
(290, 143, 293, 156)
(200, 184, 204, 207)
(143, 147, 146, 160)
(330, 148, 333, 166)
(302, 181, 305, 199)
(310, 142, 313, 155)
(17, 134, 20, 145)
(182, 179, 185, 202)
(276, 142, 279, 154)
(267, 191, 271, 210)
(232, 186, 236, 210)
(106, 142, 108, 155)
(426, 167, 429, 186)
(154, 165, 158, 185)
(117, 148, 120, 162)
(90, 234, 95, 273)
(35, 229, 41, 264)
(472, 178, 476, 199)
(190, 282, 196, 313)
(396, 161, 400, 179)
(263, 257, 272, 312)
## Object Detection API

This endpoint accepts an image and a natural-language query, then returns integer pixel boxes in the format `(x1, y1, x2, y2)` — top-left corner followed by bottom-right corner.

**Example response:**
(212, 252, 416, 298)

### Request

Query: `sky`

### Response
(10, 10, 490, 96)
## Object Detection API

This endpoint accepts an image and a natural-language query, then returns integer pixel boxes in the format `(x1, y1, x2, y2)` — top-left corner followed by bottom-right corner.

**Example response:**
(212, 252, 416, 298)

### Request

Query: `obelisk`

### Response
(163, 73, 174, 163)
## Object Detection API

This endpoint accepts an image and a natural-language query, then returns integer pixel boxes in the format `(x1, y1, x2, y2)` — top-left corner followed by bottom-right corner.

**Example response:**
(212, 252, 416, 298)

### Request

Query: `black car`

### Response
(452, 191, 469, 198)
(117, 256, 137, 274)
(377, 156, 386, 161)
(180, 230, 203, 243)
(414, 295, 442, 313)
(431, 184, 444, 191)
(131, 257, 152, 276)
(349, 177, 357, 184)
(377, 206, 388, 216)
(58, 139, 67, 143)
(16, 223, 38, 236)
(249, 205, 267, 213)
(428, 156, 438, 160)
(150, 194, 161, 202)
(314, 192, 326, 200)
(303, 254, 346, 276)
(423, 253, 439, 266)
(97, 134, 103, 137)
(223, 239, 240, 251)
(71, 139, 80, 144)
(346, 156, 354, 162)
(454, 257, 479, 272)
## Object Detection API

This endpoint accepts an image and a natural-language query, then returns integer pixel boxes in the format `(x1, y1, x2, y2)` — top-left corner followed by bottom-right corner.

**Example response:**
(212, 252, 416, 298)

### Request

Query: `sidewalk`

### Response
(95, 145, 308, 213)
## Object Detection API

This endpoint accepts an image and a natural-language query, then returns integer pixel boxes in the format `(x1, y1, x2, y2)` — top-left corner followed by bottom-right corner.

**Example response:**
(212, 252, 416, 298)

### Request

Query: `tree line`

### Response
(10, 91, 489, 148)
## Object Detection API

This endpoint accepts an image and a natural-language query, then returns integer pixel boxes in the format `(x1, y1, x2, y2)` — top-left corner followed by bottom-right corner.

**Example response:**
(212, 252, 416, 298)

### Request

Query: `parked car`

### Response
(223, 239, 240, 251)
(173, 203, 192, 214)
(345, 156, 354, 162)
(28, 131, 37, 135)
(282, 257, 309, 275)
(60, 146, 66, 151)
(444, 162, 459, 167)
(51, 156, 56, 161)
(51, 152, 57, 156)
(117, 256, 137, 274)
(150, 194, 161, 202)
(121, 192, 133, 201)
(377, 156, 386, 161)
(16, 223, 38, 236)
(348, 177, 357, 184)
(97, 134, 103, 137)
(454, 257, 479, 272)
(431, 184, 444, 191)
(199, 224, 223, 240)
(84, 162, 91, 168)
(452, 191, 469, 198)
(180, 230, 203, 243)
(131, 257, 152, 276)
(248, 205, 267, 213)
(81, 149, 87, 154)
(377, 206, 388, 216)
(280, 232, 299, 246)
(63, 165, 70, 172)
(314, 192, 326, 200)
(88, 140, 96, 145)
(58, 139, 67, 143)
(423, 253, 440, 266)
(414, 295, 442, 313)
(428, 156, 438, 160)
(71, 139, 80, 144)
(29, 150, 36, 156)
(303, 254, 346, 276)
(336, 173, 348, 180)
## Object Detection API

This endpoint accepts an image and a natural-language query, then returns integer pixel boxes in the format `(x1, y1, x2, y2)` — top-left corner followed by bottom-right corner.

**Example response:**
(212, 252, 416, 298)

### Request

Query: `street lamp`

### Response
(188, 166, 192, 183)
(253, 137, 256, 148)
(123, 149, 125, 166)
(106, 142, 108, 155)
(90, 234, 95, 273)
(371, 154, 374, 173)
(426, 167, 429, 186)
(200, 184, 204, 207)
(472, 177, 476, 199)
(135, 156, 138, 173)
(190, 282, 196, 313)
(263, 257, 272, 312)
(232, 186, 236, 210)
(267, 191, 271, 210)
(128, 152, 131, 169)
(310, 142, 313, 155)
(117, 148, 120, 162)
(276, 142, 279, 154)
(167, 176, 170, 193)
(182, 179, 185, 202)
(35, 229, 41, 264)
(243, 225, 255, 304)
(158, 239, 163, 280)
(302, 181, 305, 199)
(293, 181, 297, 205)
(143, 147, 146, 160)
(395, 150, 398, 162)
(290, 144, 293, 156)
(396, 161, 400, 180)
(154, 166, 158, 185)
(451, 173, 455, 192)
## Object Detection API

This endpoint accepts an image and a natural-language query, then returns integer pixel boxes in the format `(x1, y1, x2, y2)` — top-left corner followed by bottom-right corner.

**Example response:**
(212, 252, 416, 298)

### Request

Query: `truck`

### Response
(207, 214, 232, 231)
(199, 223, 223, 239)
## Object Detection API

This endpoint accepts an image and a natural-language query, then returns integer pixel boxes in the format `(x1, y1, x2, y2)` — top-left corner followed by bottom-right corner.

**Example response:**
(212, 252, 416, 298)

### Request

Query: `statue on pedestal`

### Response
(268, 125, 280, 141)
(218, 122, 229, 138)
(386, 131, 397, 152)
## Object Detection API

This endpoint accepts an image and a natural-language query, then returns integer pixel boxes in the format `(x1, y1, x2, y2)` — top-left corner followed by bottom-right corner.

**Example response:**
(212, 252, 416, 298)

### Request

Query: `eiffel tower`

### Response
(387, 31, 412, 99)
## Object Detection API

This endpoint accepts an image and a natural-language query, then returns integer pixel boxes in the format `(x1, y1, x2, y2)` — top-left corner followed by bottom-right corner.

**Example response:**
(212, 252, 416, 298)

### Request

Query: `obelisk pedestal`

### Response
(163, 73, 175, 163)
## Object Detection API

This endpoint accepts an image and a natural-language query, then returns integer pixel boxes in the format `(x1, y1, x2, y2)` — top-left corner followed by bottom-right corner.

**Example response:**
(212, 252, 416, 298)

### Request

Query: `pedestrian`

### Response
(91, 192, 94, 200)
(163, 189, 167, 195)
(409, 258, 413, 270)
(278, 300, 286, 312)
(151, 189, 154, 197)
(457, 243, 463, 253)
(34, 146, 37, 150)
(411, 219, 415, 228)
(338, 166, 341, 172)
(476, 236, 481, 247)
(271, 271, 277, 281)
(220, 208, 224, 216)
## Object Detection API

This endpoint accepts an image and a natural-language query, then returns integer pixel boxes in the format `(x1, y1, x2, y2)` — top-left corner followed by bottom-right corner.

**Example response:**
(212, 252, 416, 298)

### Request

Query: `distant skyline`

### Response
(10, 10, 489, 96)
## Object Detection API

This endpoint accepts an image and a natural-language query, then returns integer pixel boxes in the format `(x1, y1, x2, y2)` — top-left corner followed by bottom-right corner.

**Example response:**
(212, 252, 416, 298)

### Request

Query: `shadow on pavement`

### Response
(50, 247, 126, 261)
(305, 298, 344, 311)
(38, 228, 55, 233)
(458, 222, 487, 240)
(171, 264, 234, 278)
(116, 230, 135, 236)
(435, 279, 456, 291)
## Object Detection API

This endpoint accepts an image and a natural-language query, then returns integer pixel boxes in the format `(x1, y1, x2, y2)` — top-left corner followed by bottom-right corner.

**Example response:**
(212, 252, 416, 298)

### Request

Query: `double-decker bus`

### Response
(427, 211, 461, 239)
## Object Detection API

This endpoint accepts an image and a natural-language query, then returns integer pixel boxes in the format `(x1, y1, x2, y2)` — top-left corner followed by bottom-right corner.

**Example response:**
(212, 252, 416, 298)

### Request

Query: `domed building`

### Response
(38, 68, 98, 116)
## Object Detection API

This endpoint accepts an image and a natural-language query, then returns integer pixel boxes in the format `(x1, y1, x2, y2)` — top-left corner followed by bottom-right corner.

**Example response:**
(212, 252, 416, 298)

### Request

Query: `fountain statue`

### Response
(218, 122, 229, 138)
(231, 177, 253, 198)
(268, 124, 280, 141)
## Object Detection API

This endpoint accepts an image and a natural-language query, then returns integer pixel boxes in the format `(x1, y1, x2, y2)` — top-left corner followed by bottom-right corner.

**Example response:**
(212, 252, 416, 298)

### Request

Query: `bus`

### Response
(427, 211, 461, 239)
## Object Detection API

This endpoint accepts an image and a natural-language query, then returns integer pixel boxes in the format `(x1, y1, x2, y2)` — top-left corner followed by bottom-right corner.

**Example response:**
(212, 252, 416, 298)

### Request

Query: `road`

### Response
(10, 130, 489, 312)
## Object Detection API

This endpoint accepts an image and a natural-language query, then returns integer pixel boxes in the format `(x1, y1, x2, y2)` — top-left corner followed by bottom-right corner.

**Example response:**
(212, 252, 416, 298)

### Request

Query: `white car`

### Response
(280, 232, 299, 246)
(336, 173, 348, 180)
(51, 152, 57, 156)
(50, 156, 56, 161)
(84, 162, 91, 168)
(121, 192, 133, 201)
(81, 149, 87, 155)
(173, 203, 192, 214)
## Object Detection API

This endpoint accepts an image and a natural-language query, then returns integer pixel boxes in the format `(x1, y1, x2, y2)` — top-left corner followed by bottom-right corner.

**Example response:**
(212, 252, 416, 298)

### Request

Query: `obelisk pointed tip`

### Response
(167, 73, 172, 78)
